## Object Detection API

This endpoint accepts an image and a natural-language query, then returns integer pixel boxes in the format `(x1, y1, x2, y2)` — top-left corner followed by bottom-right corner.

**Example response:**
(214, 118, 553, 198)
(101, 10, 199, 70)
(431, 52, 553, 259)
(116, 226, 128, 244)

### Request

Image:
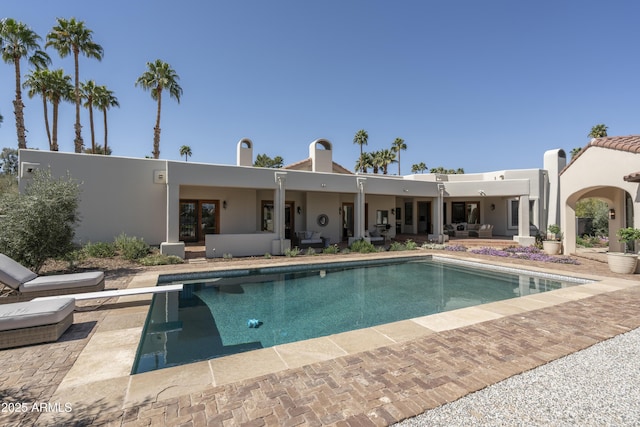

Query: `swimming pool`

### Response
(132, 256, 594, 374)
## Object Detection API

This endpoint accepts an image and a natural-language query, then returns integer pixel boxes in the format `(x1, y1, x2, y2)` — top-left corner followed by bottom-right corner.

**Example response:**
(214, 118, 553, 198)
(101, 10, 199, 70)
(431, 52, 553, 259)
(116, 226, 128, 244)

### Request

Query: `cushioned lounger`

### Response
(0, 298, 75, 349)
(0, 254, 104, 304)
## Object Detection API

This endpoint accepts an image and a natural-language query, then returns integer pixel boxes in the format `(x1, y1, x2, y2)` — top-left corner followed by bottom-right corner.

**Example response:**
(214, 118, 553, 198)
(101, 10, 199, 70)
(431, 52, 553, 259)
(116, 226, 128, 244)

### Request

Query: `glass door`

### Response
(342, 203, 354, 241)
(179, 200, 219, 242)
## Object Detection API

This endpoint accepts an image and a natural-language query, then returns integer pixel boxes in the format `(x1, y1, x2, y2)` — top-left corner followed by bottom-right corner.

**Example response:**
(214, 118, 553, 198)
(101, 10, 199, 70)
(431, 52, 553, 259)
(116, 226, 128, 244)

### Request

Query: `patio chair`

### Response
(478, 224, 494, 238)
(0, 254, 104, 304)
(0, 297, 75, 349)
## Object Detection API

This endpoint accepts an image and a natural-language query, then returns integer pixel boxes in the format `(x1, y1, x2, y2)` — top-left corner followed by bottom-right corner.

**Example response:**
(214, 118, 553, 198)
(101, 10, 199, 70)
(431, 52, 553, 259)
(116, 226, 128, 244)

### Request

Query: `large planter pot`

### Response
(542, 240, 562, 255)
(607, 252, 638, 274)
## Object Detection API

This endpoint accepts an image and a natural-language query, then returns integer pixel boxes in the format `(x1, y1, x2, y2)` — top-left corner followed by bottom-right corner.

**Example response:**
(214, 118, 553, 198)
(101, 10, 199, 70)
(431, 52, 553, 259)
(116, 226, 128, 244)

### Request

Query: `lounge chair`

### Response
(477, 224, 494, 238)
(0, 254, 104, 304)
(0, 298, 75, 349)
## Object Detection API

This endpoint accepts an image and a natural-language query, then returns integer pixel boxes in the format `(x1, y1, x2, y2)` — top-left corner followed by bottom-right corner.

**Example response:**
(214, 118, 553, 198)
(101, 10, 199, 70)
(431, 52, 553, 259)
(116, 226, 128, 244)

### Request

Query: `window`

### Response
(452, 201, 480, 224)
(376, 210, 389, 225)
(404, 202, 413, 225)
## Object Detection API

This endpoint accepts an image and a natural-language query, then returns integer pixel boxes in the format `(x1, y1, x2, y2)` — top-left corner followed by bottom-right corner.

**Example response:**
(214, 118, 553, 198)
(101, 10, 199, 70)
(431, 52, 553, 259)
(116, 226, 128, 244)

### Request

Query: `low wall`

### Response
(205, 233, 290, 257)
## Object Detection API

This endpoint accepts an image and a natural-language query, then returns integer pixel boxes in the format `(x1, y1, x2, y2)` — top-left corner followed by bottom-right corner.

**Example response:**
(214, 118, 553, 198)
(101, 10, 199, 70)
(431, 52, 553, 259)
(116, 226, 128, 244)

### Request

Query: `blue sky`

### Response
(1, 1, 638, 174)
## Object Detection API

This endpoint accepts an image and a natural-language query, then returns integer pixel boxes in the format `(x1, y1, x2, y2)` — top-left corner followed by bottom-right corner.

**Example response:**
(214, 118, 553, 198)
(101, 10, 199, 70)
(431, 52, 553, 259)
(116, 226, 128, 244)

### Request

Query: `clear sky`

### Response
(1, 1, 638, 174)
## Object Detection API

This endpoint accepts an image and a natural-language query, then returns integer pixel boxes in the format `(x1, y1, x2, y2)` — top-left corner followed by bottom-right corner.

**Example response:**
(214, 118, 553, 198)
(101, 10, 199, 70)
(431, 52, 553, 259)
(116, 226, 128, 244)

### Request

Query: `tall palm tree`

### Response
(81, 80, 99, 154)
(93, 85, 118, 155)
(391, 137, 406, 175)
(23, 68, 53, 149)
(353, 129, 368, 172)
(46, 17, 103, 153)
(179, 145, 192, 162)
(0, 18, 51, 149)
(588, 124, 608, 139)
(48, 69, 73, 151)
(379, 148, 397, 175)
(136, 59, 183, 159)
(411, 162, 427, 174)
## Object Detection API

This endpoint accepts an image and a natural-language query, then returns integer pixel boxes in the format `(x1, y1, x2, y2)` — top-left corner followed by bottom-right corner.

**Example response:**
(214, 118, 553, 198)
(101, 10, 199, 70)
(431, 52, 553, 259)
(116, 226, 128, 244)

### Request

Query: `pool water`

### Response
(132, 257, 591, 374)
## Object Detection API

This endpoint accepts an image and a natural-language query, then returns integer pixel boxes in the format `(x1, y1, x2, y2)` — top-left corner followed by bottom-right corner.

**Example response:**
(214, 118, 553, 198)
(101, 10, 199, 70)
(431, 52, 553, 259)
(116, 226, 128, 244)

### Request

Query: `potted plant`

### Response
(542, 224, 563, 255)
(607, 227, 640, 274)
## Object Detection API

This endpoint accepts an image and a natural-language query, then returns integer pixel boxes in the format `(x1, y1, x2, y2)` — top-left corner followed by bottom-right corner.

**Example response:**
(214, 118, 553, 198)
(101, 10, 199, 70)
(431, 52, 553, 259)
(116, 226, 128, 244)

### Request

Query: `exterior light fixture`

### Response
(391, 208, 395, 215)
(609, 209, 616, 220)
(490, 203, 496, 211)
(297, 206, 302, 215)
(223, 201, 227, 209)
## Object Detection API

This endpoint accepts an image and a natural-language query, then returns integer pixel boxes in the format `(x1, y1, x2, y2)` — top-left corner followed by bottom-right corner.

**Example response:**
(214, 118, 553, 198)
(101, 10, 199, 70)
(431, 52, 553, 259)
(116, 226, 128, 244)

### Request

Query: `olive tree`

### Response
(0, 168, 80, 272)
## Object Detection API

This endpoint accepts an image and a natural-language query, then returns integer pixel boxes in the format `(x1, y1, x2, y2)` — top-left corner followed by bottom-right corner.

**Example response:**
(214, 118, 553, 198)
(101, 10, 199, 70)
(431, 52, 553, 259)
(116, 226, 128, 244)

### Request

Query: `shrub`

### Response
(322, 244, 340, 254)
(222, 253, 233, 260)
(84, 241, 116, 258)
(114, 233, 150, 260)
(264, 252, 272, 259)
(350, 239, 377, 253)
(305, 247, 317, 256)
(0, 169, 80, 272)
(389, 242, 405, 251)
(138, 253, 184, 266)
(285, 247, 301, 257)
(404, 239, 417, 250)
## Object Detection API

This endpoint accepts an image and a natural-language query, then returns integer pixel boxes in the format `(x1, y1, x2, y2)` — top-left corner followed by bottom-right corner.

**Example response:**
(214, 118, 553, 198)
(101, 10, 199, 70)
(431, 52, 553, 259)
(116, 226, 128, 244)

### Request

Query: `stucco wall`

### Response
(19, 150, 167, 245)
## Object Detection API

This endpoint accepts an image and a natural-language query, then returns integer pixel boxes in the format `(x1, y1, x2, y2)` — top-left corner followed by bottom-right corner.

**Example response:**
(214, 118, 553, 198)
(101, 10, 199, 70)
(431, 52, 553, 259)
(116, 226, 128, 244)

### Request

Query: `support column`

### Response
(272, 172, 290, 255)
(354, 177, 367, 240)
(515, 195, 535, 246)
(436, 184, 445, 242)
(160, 180, 185, 258)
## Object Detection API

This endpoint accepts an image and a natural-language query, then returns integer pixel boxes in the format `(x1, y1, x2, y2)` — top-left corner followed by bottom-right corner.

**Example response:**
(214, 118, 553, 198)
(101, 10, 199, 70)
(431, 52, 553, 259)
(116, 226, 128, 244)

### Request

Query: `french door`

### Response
(179, 200, 219, 242)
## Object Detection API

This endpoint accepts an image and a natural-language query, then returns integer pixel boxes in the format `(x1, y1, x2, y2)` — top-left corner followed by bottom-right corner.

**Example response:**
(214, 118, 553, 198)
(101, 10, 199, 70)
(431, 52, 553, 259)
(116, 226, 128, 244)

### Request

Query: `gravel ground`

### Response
(395, 327, 640, 427)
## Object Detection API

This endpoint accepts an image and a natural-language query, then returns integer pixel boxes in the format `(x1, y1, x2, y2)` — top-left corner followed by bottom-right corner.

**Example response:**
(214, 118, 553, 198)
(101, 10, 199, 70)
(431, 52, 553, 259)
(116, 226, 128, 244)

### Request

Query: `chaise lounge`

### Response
(0, 297, 75, 349)
(0, 254, 104, 304)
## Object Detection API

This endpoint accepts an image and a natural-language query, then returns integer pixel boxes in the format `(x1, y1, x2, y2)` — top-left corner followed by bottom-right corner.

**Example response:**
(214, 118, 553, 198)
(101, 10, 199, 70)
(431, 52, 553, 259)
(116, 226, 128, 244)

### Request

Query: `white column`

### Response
(355, 177, 366, 239)
(437, 184, 445, 241)
(518, 195, 530, 237)
(274, 172, 287, 254)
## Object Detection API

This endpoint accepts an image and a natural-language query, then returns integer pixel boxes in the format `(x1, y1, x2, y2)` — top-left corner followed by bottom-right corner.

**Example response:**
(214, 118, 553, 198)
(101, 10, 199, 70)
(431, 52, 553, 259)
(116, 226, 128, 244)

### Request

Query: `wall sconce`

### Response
(223, 201, 227, 209)
(338, 207, 342, 215)
(609, 208, 616, 220)
(490, 204, 495, 211)
(391, 208, 395, 215)
(297, 206, 302, 215)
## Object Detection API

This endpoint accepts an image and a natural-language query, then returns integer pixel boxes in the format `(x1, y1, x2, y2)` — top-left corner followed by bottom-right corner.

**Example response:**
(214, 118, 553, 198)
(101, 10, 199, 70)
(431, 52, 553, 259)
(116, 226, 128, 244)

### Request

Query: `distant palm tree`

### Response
(93, 85, 119, 155)
(380, 148, 397, 175)
(136, 59, 183, 159)
(1, 18, 51, 149)
(570, 147, 582, 159)
(353, 129, 368, 171)
(411, 162, 427, 174)
(46, 17, 103, 153)
(588, 124, 608, 139)
(179, 145, 192, 162)
(81, 80, 99, 154)
(391, 137, 406, 175)
(371, 150, 385, 174)
(355, 152, 373, 173)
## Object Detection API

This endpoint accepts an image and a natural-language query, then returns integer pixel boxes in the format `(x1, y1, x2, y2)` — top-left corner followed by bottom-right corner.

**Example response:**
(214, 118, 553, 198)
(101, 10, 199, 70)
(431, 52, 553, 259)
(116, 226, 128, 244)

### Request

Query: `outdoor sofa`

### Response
(0, 297, 75, 349)
(293, 231, 328, 250)
(0, 254, 104, 304)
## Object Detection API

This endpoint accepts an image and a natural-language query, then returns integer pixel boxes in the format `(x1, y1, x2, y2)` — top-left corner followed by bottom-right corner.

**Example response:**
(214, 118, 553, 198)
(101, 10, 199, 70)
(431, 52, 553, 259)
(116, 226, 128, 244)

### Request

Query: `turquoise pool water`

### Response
(132, 256, 592, 374)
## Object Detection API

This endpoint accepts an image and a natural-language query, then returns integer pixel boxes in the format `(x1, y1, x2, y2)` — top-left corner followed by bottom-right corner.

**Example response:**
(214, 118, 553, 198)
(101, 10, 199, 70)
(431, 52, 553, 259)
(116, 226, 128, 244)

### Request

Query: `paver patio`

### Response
(1, 249, 638, 426)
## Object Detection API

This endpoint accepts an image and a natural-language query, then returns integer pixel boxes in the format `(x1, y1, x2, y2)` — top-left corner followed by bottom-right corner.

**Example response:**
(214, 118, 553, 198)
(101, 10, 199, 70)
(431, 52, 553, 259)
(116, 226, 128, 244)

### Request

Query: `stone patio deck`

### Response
(1, 249, 638, 426)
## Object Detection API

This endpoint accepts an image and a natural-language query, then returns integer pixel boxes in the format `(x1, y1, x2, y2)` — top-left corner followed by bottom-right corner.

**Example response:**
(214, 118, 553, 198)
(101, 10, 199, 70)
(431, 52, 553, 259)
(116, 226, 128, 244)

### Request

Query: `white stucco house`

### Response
(18, 138, 568, 258)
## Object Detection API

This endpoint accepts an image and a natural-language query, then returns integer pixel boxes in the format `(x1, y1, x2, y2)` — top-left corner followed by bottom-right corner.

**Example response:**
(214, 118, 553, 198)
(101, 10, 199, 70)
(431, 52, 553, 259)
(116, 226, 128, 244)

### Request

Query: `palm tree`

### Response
(179, 145, 192, 162)
(371, 150, 385, 174)
(411, 162, 427, 174)
(0, 18, 51, 149)
(355, 152, 373, 173)
(48, 69, 74, 151)
(570, 147, 582, 159)
(353, 129, 368, 171)
(81, 80, 100, 154)
(136, 59, 183, 159)
(379, 148, 396, 175)
(23, 68, 53, 149)
(93, 85, 118, 155)
(46, 17, 103, 153)
(588, 124, 608, 139)
(391, 137, 406, 175)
